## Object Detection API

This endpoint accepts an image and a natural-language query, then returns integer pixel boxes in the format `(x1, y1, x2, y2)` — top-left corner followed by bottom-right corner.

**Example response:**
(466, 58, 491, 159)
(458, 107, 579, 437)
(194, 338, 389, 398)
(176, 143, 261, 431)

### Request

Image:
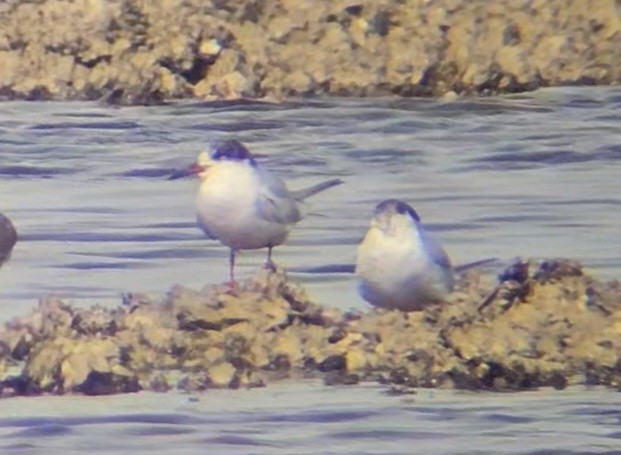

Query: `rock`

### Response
(60, 338, 119, 391)
(71, 306, 120, 336)
(0, 0, 619, 102)
(318, 354, 346, 372)
(345, 347, 368, 372)
(32, 296, 75, 337)
(75, 371, 140, 396)
(23, 341, 66, 392)
(208, 362, 237, 388)
(1, 259, 621, 395)
(324, 371, 360, 386)
(7, 332, 32, 361)
(271, 331, 303, 366)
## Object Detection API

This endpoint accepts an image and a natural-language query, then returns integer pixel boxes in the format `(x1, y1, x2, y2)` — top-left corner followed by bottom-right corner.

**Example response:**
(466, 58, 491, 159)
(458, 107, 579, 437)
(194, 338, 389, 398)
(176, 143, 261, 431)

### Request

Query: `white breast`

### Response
(355, 227, 453, 311)
(195, 162, 290, 250)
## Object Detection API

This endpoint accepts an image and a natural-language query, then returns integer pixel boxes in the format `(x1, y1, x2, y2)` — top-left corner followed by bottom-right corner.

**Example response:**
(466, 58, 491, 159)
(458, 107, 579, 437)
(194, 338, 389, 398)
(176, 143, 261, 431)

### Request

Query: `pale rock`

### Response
(203, 347, 224, 366)
(25, 342, 66, 390)
(61, 353, 91, 390)
(273, 332, 303, 365)
(199, 39, 222, 56)
(441, 90, 459, 102)
(495, 45, 530, 82)
(282, 70, 313, 94)
(260, 298, 290, 328)
(350, 17, 368, 46)
(209, 362, 236, 388)
(345, 348, 368, 372)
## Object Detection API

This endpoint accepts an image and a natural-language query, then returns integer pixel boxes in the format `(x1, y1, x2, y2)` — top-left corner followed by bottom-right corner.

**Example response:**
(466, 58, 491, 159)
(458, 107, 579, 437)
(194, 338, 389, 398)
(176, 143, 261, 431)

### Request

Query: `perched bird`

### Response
(0, 212, 17, 268)
(355, 199, 455, 311)
(169, 139, 343, 284)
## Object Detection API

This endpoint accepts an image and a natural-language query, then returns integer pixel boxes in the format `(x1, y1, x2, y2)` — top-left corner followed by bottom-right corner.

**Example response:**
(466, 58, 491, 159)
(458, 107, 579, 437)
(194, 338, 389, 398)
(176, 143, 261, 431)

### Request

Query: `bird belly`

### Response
(196, 174, 289, 250)
(198, 205, 289, 250)
(356, 233, 452, 311)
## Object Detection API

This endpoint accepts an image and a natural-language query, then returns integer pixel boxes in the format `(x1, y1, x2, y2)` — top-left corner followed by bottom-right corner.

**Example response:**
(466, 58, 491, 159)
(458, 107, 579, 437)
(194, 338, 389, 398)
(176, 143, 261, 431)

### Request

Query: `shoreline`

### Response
(0, 0, 619, 105)
(1, 258, 620, 397)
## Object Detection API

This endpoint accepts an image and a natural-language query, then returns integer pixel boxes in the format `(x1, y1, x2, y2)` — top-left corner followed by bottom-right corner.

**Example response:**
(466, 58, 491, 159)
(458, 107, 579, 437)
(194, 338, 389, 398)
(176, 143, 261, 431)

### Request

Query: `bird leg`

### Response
(265, 245, 277, 273)
(225, 248, 238, 289)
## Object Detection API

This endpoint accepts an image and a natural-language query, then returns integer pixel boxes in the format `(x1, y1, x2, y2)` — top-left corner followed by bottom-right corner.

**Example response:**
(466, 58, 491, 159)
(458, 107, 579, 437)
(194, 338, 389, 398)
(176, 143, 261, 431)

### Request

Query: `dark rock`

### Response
(387, 367, 417, 387)
(76, 371, 140, 396)
(101, 88, 166, 107)
(323, 371, 359, 386)
(0, 375, 43, 397)
(447, 368, 481, 390)
(383, 384, 417, 396)
(267, 354, 291, 371)
(328, 326, 347, 343)
(344, 5, 363, 16)
(71, 307, 119, 336)
(370, 10, 391, 37)
(10, 335, 31, 361)
(548, 371, 568, 390)
(223, 333, 249, 359)
(502, 23, 521, 45)
(318, 354, 346, 372)
(533, 259, 583, 283)
(148, 374, 171, 393)
(245, 376, 266, 388)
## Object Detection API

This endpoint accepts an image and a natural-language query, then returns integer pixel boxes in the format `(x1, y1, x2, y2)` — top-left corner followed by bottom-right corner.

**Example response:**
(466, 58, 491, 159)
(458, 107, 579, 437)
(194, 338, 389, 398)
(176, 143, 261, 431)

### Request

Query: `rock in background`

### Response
(0, 259, 620, 397)
(0, 0, 619, 104)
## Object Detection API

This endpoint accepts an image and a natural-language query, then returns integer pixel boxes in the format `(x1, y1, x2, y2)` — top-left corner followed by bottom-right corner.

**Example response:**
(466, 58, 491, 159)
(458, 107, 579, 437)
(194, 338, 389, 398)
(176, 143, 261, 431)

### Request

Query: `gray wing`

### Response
(196, 215, 218, 239)
(255, 170, 302, 225)
(419, 228, 452, 271)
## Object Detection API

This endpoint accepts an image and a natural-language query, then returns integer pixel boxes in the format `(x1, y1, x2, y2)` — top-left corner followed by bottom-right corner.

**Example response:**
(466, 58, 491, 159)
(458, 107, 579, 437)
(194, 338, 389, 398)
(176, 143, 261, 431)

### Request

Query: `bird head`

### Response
(168, 140, 260, 180)
(370, 199, 421, 237)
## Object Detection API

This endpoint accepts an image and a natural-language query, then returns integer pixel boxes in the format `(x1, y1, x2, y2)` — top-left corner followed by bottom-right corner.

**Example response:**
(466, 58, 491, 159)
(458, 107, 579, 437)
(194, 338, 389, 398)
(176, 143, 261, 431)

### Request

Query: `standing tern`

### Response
(169, 139, 343, 284)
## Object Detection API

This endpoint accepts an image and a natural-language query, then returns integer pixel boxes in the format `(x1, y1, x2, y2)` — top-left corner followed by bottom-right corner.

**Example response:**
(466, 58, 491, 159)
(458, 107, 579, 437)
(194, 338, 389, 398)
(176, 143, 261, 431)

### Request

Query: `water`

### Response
(0, 384, 619, 454)
(0, 87, 620, 453)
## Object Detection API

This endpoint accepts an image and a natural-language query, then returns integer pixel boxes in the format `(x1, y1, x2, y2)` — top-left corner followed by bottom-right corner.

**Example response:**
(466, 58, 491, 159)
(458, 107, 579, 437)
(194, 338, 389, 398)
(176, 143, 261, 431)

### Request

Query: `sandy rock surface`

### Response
(0, 258, 619, 396)
(0, 0, 619, 104)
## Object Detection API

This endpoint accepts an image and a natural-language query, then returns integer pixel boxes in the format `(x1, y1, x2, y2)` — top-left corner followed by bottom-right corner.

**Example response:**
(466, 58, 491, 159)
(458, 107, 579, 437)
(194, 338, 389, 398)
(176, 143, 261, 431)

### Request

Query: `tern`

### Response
(0, 213, 17, 268)
(355, 199, 455, 311)
(169, 139, 343, 284)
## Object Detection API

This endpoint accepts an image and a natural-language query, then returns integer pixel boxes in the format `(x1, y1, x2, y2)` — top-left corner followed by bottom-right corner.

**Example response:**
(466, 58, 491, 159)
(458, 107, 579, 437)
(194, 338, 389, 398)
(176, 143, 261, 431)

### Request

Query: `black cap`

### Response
(374, 199, 421, 222)
(211, 140, 256, 165)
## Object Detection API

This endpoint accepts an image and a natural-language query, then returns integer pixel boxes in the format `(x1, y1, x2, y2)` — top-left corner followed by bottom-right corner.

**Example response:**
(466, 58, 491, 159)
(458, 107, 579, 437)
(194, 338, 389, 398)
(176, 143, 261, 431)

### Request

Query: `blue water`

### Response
(0, 87, 620, 453)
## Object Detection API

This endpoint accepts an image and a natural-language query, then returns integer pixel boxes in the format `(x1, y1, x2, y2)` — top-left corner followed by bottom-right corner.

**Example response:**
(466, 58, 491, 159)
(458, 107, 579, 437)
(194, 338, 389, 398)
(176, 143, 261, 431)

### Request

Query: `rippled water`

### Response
(0, 384, 620, 455)
(1, 87, 620, 453)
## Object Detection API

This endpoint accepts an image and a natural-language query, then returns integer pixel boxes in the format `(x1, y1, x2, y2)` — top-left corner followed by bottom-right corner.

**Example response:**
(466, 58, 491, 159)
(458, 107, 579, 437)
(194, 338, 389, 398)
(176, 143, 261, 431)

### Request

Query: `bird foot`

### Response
(222, 280, 240, 295)
(264, 260, 277, 273)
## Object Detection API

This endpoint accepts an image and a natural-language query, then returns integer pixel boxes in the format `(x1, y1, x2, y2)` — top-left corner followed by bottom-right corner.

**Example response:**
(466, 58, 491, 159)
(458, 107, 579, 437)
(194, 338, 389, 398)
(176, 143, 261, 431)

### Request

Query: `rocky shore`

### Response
(0, 0, 619, 104)
(1, 258, 620, 397)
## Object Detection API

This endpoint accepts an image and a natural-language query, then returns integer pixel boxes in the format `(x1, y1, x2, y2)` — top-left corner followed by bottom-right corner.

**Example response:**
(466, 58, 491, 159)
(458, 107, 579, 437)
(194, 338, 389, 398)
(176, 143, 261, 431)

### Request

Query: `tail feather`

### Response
(291, 178, 344, 201)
